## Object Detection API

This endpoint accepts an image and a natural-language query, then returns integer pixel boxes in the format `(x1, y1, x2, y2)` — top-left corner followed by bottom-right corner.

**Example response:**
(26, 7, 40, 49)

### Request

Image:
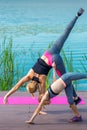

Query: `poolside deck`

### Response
(0, 91, 87, 130)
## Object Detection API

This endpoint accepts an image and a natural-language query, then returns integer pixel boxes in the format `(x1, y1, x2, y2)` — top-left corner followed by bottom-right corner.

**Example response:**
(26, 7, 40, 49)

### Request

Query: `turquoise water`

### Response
(0, 0, 87, 90)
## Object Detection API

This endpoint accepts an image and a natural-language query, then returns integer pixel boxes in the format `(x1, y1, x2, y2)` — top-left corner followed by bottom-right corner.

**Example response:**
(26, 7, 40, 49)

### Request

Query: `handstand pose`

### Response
(26, 71, 87, 124)
(3, 8, 84, 106)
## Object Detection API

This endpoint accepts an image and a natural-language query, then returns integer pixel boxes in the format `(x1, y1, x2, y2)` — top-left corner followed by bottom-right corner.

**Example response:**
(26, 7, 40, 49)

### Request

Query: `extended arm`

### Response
(26, 91, 49, 124)
(3, 74, 31, 104)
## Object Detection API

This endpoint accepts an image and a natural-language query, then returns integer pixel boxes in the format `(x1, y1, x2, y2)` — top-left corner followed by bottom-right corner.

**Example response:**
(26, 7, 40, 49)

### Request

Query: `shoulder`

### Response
(27, 69, 35, 79)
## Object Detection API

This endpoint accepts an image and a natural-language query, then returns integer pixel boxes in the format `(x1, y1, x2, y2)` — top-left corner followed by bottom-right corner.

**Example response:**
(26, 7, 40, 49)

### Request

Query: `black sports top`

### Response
(32, 58, 52, 75)
(32, 76, 40, 83)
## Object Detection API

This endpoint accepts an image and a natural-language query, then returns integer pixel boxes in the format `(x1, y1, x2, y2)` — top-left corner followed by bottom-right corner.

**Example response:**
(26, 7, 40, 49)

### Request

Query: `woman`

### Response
(26, 71, 87, 124)
(3, 8, 84, 105)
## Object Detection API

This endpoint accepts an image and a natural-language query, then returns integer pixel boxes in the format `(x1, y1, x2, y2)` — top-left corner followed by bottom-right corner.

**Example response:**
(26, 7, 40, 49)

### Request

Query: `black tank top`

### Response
(32, 58, 52, 75)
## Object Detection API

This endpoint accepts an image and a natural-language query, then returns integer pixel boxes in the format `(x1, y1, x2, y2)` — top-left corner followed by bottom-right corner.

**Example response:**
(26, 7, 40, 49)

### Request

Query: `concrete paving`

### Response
(0, 91, 87, 130)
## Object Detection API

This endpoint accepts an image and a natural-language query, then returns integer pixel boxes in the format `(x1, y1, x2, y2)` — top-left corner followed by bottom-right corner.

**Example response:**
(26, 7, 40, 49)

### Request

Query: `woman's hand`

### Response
(25, 120, 35, 124)
(52, 62, 56, 69)
(52, 62, 57, 82)
(3, 96, 8, 104)
(39, 111, 47, 115)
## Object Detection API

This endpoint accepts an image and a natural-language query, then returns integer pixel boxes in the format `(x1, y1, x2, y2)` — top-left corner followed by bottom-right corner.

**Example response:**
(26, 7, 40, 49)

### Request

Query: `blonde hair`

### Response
(26, 81, 38, 94)
(38, 94, 50, 105)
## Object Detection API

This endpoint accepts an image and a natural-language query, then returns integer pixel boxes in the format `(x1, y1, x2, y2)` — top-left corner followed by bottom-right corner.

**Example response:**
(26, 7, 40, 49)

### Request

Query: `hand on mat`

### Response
(39, 111, 47, 115)
(52, 62, 56, 69)
(3, 96, 8, 104)
(25, 120, 35, 124)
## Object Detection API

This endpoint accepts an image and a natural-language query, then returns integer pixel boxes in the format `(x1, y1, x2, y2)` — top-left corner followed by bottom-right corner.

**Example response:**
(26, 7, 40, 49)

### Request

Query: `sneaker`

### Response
(69, 116, 83, 123)
(77, 8, 84, 17)
(74, 97, 82, 105)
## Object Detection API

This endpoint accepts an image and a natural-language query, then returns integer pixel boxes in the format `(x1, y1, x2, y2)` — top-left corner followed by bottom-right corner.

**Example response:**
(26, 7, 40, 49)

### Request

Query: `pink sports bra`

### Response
(43, 51, 52, 66)
(43, 51, 62, 77)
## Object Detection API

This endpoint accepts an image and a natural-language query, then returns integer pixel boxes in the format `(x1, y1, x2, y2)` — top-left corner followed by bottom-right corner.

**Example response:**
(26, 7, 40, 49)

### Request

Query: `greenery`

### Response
(61, 49, 78, 90)
(80, 54, 87, 73)
(0, 39, 87, 91)
(61, 49, 87, 90)
(0, 37, 14, 91)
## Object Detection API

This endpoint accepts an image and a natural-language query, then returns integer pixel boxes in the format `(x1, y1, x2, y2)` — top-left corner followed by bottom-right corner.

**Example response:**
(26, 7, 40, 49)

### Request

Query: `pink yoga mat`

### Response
(0, 96, 85, 105)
